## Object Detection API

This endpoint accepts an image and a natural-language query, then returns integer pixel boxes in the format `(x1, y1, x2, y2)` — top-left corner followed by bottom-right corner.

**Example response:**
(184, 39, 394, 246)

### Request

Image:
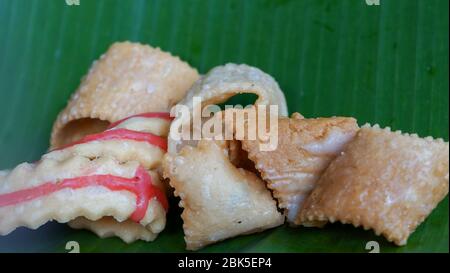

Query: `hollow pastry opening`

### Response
(215, 93, 259, 110)
(53, 118, 110, 148)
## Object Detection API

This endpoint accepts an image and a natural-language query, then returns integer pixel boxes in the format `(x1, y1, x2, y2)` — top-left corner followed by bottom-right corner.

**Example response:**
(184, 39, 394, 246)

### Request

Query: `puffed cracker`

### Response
(163, 140, 284, 250)
(297, 124, 449, 245)
(242, 114, 359, 223)
(51, 41, 199, 148)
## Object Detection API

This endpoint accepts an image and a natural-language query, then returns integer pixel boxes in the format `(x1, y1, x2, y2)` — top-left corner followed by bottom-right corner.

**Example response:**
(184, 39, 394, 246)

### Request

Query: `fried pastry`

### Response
(168, 63, 288, 155)
(51, 42, 199, 149)
(48, 113, 171, 169)
(0, 157, 167, 238)
(241, 115, 359, 223)
(163, 140, 284, 250)
(63, 113, 171, 242)
(0, 113, 170, 242)
(69, 216, 164, 243)
(297, 125, 449, 245)
(227, 140, 257, 172)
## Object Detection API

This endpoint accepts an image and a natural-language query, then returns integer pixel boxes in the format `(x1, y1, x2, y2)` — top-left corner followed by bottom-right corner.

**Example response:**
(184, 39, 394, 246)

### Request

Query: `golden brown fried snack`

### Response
(226, 140, 257, 172)
(51, 42, 199, 148)
(242, 115, 359, 223)
(297, 125, 449, 245)
(163, 140, 284, 250)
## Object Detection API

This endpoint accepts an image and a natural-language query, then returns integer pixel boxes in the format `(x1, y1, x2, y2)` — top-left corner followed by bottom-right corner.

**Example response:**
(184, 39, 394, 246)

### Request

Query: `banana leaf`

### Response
(0, 0, 448, 253)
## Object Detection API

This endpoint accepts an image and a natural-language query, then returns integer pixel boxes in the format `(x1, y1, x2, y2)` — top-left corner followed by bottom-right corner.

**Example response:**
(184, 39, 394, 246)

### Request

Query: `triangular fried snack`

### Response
(241, 115, 359, 223)
(163, 140, 284, 250)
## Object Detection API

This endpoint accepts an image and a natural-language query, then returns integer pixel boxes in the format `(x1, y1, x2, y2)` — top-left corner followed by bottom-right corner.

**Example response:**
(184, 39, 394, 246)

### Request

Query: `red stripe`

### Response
(0, 166, 168, 222)
(53, 128, 167, 152)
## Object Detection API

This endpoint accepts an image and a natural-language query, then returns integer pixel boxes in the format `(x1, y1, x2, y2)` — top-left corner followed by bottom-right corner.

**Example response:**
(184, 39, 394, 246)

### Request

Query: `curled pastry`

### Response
(46, 113, 171, 171)
(163, 140, 284, 250)
(168, 63, 288, 155)
(241, 114, 359, 223)
(297, 125, 449, 245)
(64, 113, 172, 242)
(51, 41, 199, 149)
(0, 113, 170, 242)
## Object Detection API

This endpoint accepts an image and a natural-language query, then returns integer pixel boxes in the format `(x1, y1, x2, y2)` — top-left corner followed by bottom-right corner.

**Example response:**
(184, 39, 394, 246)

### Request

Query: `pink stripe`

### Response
(0, 166, 168, 222)
(53, 128, 167, 152)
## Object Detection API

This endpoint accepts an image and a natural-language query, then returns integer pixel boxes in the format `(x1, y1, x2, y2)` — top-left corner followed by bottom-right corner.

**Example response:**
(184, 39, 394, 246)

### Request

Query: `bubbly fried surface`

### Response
(297, 125, 449, 245)
(163, 140, 284, 250)
(242, 115, 359, 223)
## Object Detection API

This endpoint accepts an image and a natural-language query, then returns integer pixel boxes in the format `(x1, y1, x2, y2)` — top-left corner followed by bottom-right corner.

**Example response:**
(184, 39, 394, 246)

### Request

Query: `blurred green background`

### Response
(0, 0, 448, 252)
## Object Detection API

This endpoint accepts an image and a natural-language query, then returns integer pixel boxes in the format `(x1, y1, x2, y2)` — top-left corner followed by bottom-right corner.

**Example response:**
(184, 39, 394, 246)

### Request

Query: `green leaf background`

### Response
(0, 0, 448, 253)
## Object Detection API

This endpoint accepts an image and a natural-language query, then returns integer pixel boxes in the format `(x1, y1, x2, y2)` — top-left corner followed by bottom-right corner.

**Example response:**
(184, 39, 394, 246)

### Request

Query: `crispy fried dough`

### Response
(163, 140, 284, 250)
(0, 157, 165, 237)
(63, 114, 170, 242)
(297, 125, 449, 245)
(1, 114, 169, 242)
(51, 42, 199, 148)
